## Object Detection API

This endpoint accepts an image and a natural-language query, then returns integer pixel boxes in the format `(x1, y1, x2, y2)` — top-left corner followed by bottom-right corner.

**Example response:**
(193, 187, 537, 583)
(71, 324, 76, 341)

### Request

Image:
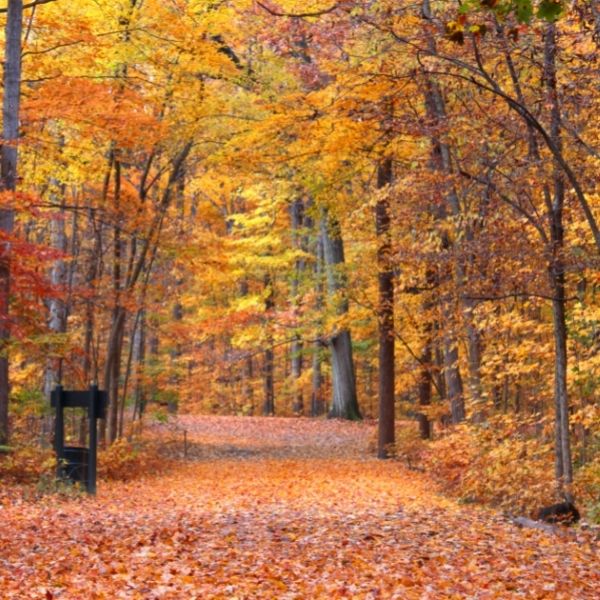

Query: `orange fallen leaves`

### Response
(0, 417, 598, 599)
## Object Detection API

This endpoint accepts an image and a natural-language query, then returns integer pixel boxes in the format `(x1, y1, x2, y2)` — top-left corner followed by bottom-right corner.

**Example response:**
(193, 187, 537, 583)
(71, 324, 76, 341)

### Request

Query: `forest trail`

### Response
(1, 416, 598, 599)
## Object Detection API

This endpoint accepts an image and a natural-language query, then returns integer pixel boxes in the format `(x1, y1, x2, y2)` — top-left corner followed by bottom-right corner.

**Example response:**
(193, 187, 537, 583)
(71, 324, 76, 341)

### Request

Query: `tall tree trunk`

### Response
(311, 344, 324, 417)
(83, 209, 102, 386)
(239, 279, 255, 413)
(545, 23, 573, 498)
(309, 212, 325, 417)
(106, 159, 125, 443)
(290, 198, 304, 414)
(320, 212, 361, 420)
(44, 194, 68, 399)
(421, 0, 465, 423)
(262, 275, 275, 415)
(417, 327, 433, 440)
(168, 169, 186, 415)
(464, 302, 483, 405)
(443, 319, 465, 424)
(105, 307, 126, 442)
(0, 0, 22, 444)
(592, 1, 600, 44)
(375, 158, 395, 457)
(132, 309, 146, 421)
(244, 355, 254, 414)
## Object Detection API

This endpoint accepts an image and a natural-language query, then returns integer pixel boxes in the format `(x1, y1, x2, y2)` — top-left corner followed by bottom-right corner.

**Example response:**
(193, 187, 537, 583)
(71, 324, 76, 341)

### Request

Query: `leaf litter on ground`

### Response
(0, 416, 598, 599)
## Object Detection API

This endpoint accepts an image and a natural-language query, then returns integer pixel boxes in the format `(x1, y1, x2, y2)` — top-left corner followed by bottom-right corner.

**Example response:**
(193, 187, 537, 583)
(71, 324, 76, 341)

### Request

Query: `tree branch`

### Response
(0, 0, 57, 13)
(256, 1, 338, 18)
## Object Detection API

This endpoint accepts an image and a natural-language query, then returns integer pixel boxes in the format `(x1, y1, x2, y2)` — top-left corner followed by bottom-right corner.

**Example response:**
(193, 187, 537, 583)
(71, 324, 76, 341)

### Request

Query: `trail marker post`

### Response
(51, 384, 107, 494)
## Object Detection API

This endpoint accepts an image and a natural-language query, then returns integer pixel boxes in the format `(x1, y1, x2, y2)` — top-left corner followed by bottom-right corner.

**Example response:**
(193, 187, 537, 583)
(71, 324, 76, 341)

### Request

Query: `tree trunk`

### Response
(106, 159, 125, 443)
(44, 192, 68, 399)
(375, 158, 395, 457)
(290, 198, 304, 414)
(132, 309, 146, 420)
(310, 343, 324, 417)
(421, 0, 465, 424)
(83, 209, 102, 386)
(244, 356, 254, 414)
(239, 279, 254, 413)
(309, 214, 325, 417)
(320, 212, 361, 420)
(545, 23, 573, 498)
(0, 0, 23, 444)
(417, 329, 432, 440)
(262, 275, 275, 415)
(105, 306, 126, 443)
(443, 323, 465, 424)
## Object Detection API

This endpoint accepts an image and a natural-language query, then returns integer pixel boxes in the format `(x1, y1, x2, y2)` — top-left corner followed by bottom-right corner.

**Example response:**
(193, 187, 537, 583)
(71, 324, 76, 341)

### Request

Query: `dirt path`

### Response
(1, 416, 598, 598)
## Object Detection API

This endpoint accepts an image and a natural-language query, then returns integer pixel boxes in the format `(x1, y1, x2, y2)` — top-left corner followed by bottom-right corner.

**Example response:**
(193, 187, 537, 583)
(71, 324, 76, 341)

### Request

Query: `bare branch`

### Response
(256, 1, 338, 18)
(0, 0, 57, 13)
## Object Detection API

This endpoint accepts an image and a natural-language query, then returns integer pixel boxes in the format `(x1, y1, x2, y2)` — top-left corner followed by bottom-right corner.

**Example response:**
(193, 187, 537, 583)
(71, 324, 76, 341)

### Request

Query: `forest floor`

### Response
(0, 416, 598, 599)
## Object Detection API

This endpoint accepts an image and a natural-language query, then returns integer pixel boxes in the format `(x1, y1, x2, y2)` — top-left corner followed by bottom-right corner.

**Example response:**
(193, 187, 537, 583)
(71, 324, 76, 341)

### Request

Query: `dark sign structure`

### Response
(51, 384, 107, 494)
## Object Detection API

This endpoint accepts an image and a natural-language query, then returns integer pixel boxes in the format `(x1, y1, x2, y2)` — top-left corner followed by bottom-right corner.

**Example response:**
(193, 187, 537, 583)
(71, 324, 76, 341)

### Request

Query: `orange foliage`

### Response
(1, 417, 599, 599)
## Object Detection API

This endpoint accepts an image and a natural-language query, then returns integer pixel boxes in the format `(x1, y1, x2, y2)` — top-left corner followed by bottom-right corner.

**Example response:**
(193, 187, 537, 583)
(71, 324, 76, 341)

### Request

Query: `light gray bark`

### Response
(132, 309, 146, 420)
(544, 23, 573, 496)
(320, 212, 361, 420)
(43, 192, 68, 400)
(290, 198, 304, 414)
(309, 211, 325, 417)
(0, 0, 23, 444)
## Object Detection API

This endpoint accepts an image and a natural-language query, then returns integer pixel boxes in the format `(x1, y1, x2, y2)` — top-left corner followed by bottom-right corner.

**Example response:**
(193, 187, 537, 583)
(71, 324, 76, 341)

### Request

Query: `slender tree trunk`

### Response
(309, 214, 325, 417)
(106, 159, 125, 443)
(463, 288, 483, 405)
(244, 356, 254, 414)
(83, 209, 102, 386)
(133, 309, 146, 420)
(433, 331, 446, 402)
(290, 198, 304, 414)
(417, 328, 433, 440)
(44, 195, 68, 399)
(311, 344, 324, 417)
(545, 23, 573, 497)
(320, 212, 361, 420)
(421, 0, 465, 423)
(262, 275, 275, 415)
(375, 158, 395, 457)
(239, 279, 255, 413)
(105, 307, 126, 442)
(0, 0, 23, 444)
(443, 320, 465, 424)
(592, 1, 600, 44)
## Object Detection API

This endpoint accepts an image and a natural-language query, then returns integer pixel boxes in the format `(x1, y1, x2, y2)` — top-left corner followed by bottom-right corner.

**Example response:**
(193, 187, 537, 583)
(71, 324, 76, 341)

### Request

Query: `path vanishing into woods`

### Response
(1, 416, 598, 599)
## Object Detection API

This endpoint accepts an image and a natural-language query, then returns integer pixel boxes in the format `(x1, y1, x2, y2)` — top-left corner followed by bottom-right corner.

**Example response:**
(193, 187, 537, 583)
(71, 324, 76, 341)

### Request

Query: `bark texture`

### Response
(321, 212, 361, 420)
(0, 0, 23, 444)
(375, 158, 395, 457)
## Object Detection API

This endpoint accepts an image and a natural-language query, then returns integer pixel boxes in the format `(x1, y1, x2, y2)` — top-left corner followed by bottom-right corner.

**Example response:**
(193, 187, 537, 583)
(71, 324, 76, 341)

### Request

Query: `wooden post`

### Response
(54, 384, 64, 479)
(88, 384, 98, 494)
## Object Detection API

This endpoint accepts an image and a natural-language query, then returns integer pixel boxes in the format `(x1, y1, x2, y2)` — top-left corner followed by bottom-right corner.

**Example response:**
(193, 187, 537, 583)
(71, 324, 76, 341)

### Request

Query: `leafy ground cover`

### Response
(1, 416, 598, 599)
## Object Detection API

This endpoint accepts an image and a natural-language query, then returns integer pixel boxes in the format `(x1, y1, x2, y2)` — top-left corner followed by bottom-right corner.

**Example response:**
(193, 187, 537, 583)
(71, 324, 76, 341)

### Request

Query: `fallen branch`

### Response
(509, 516, 561, 535)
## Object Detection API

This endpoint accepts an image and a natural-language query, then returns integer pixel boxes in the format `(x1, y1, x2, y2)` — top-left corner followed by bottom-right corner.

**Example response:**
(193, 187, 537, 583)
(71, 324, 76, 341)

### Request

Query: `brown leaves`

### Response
(1, 416, 599, 598)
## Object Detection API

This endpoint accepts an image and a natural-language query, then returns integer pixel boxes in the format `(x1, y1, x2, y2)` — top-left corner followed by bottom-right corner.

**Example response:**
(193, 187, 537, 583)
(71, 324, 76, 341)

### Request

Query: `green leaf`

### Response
(514, 0, 534, 23)
(537, 0, 563, 21)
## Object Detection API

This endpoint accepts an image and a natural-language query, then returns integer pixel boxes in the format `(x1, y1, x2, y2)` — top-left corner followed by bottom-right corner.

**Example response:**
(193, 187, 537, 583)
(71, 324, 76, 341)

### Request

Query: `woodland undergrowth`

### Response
(393, 419, 600, 521)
